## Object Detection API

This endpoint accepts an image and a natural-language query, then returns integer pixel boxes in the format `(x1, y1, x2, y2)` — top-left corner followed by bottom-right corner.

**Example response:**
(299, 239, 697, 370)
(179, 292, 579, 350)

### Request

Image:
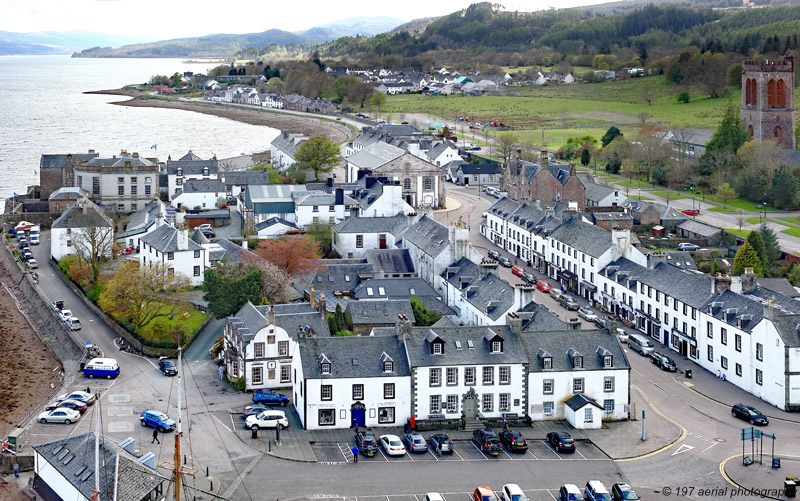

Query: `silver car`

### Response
(628, 334, 655, 356)
(38, 408, 80, 424)
(403, 432, 428, 453)
(578, 307, 597, 322)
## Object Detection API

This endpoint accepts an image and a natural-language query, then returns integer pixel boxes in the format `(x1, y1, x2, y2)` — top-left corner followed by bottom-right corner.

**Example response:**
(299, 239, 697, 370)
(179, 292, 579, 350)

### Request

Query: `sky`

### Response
(0, 0, 608, 39)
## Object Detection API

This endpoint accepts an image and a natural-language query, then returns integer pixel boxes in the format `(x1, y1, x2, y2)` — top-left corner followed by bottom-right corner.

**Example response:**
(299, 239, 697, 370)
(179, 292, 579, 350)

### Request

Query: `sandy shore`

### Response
(87, 89, 352, 144)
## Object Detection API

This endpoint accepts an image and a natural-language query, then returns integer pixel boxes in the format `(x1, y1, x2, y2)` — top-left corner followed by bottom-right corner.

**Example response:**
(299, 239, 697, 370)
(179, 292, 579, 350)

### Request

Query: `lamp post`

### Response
(763, 202, 767, 222)
(691, 185, 695, 212)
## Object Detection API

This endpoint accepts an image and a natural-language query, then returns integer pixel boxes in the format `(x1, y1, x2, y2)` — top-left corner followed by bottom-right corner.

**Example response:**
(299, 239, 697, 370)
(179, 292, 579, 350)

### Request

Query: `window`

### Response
(707, 346, 714, 362)
(499, 366, 510, 384)
(130, 185, 137, 195)
(446, 395, 458, 413)
(378, 407, 395, 423)
(446, 367, 458, 385)
(145, 185, 151, 195)
(604, 399, 615, 412)
(432, 343, 443, 355)
(118, 177, 124, 183)
(543, 401, 554, 415)
(194, 250, 200, 258)
(756, 343, 763, 361)
(721, 328, 727, 346)
(384, 383, 395, 399)
(543, 379, 553, 394)
(356, 235, 363, 248)
(321, 362, 331, 375)
(465, 367, 476, 385)
(707, 322, 713, 338)
(278, 341, 289, 356)
(252, 366, 263, 385)
(352, 384, 364, 400)
(118, 185, 125, 195)
(735, 334, 742, 352)
(721, 356, 728, 369)
(491, 341, 501, 353)
(573, 356, 583, 369)
(573, 378, 584, 393)
(482, 366, 494, 385)
(230, 360, 238, 377)
(430, 368, 441, 386)
(167, 252, 174, 260)
(267, 334, 275, 345)
(176, 178, 183, 186)
(756, 369, 763, 386)
(603, 356, 612, 368)
(584, 407, 593, 422)
(423, 176, 433, 190)
(92, 177, 100, 195)
(145, 177, 151, 183)
(543, 357, 552, 370)
(319, 409, 335, 426)
(403, 178, 411, 190)
(604, 377, 614, 392)
(254, 342, 264, 358)
(312, 205, 319, 212)
(499, 393, 510, 411)
(77, 175, 82, 186)
(383, 361, 394, 373)
(280, 365, 290, 383)
(482, 393, 493, 412)
(321, 385, 332, 401)
(736, 363, 742, 377)
(430, 395, 441, 414)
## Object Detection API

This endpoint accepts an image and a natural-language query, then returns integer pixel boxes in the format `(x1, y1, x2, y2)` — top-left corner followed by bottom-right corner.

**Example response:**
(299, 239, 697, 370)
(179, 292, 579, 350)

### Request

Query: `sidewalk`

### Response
(723, 454, 800, 500)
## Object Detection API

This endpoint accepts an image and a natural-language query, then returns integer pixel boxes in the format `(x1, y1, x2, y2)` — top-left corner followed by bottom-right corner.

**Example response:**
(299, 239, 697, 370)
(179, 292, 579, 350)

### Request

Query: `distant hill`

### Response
(390, 17, 439, 35)
(0, 30, 157, 55)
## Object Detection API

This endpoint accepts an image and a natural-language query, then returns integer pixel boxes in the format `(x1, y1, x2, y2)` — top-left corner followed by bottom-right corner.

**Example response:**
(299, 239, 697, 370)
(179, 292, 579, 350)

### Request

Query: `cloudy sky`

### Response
(0, 0, 607, 39)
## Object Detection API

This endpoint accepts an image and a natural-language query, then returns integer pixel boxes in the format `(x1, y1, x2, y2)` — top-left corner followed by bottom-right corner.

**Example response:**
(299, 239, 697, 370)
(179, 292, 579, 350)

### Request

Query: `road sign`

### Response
(642, 410, 645, 420)
(754, 430, 762, 439)
(741, 427, 754, 440)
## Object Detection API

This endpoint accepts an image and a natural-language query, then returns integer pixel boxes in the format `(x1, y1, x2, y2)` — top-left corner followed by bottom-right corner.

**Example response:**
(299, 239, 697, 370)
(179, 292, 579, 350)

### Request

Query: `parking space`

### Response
(343, 488, 567, 501)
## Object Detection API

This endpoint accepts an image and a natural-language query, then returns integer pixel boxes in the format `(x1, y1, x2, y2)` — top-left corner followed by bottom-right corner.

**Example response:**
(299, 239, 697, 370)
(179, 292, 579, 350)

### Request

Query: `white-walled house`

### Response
(50, 198, 114, 262)
(73, 152, 159, 214)
(292, 333, 411, 430)
(293, 188, 358, 228)
(254, 217, 299, 239)
(116, 198, 167, 249)
(332, 215, 408, 259)
(271, 132, 308, 172)
(171, 179, 226, 210)
(426, 140, 461, 167)
(166, 151, 219, 198)
(138, 225, 209, 286)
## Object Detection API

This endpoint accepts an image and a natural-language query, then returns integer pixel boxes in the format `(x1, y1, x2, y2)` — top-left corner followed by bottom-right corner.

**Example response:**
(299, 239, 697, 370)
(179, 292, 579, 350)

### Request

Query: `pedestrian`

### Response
(354, 423, 359, 435)
(151, 428, 160, 444)
(404, 418, 411, 434)
(351, 446, 359, 463)
(13, 462, 19, 479)
(503, 419, 509, 432)
(218, 365, 224, 381)
(85, 386, 90, 394)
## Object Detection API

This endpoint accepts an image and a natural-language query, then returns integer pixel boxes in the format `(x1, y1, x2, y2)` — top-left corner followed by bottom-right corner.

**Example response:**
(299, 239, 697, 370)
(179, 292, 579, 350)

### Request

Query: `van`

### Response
(628, 334, 655, 356)
(83, 358, 120, 379)
(29, 234, 40, 245)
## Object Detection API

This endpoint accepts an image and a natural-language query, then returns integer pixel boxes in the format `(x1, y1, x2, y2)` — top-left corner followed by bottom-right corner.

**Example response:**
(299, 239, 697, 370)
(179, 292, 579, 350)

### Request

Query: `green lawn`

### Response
(781, 227, 800, 238)
(138, 307, 208, 347)
(725, 228, 752, 238)
(778, 217, 800, 226)
(746, 217, 762, 224)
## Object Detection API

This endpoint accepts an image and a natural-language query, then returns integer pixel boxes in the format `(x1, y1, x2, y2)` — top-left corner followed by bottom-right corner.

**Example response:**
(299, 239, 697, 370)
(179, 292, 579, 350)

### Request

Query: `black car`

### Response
(499, 429, 528, 452)
(731, 403, 769, 425)
(158, 357, 178, 376)
(428, 433, 454, 454)
(473, 429, 501, 456)
(650, 352, 677, 371)
(355, 431, 379, 456)
(200, 229, 216, 239)
(46, 399, 88, 414)
(498, 257, 512, 268)
(488, 250, 501, 261)
(546, 431, 576, 453)
(522, 272, 537, 285)
(611, 483, 639, 501)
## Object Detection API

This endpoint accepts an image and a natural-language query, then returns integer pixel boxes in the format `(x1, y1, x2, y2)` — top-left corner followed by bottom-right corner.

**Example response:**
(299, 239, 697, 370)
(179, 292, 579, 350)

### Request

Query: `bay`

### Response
(0, 55, 278, 200)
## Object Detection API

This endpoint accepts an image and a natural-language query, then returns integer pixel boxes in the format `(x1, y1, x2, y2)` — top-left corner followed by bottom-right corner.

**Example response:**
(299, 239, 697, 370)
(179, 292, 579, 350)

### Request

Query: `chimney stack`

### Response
(395, 314, 412, 342)
(319, 292, 327, 318)
(267, 305, 275, 326)
(309, 284, 317, 309)
(741, 267, 757, 293)
(506, 312, 523, 334)
(176, 228, 189, 251)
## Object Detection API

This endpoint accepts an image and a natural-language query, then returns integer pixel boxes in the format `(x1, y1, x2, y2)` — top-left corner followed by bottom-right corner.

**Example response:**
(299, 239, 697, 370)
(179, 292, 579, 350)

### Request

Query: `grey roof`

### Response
(32, 433, 165, 501)
(179, 150, 203, 161)
(245, 184, 307, 202)
(351, 130, 408, 151)
(583, 182, 617, 203)
(518, 302, 570, 331)
(441, 257, 515, 321)
(271, 131, 308, 157)
(646, 251, 698, 271)
(352, 277, 438, 300)
(305, 260, 375, 295)
(298, 334, 410, 379)
(703, 289, 765, 334)
(416, 295, 457, 317)
(121, 199, 164, 237)
(767, 313, 800, 348)
(458, 163, 501, 175)
(375, 124, 423, 137)
(565, 393, 603, 411)
(83, 155, 156, 168)
(52, 201, 112, 229)
(346, 300, 415, 325)
(221, 170, 271, 186)
(255, 217, 299, 231)
(190, 229, 209, 245)
(374, 151, 443, 175)
(603, 258, 715, 308)
(333, 214, 408, 234)
(166, 155, 219, 176)
(40, 152, 99, 169)
(294, 190, 357, 206)
(229, 302, 330, 346)
(522, 328, 629, 372)
(184, 209, 230, 219)
(364, 249, 415, 275)
(175, 178, 226, 194)
(210, 238, 260, 264)
(746, 285, 800, 318)
(628, 200, 688, 221)
(403, 325, 528, 367)
(755, 278, 800, 298)
(402, 215, 450, 257)
(667, 128, 714, 147)
(677, 219, 721, 237)
(549, 218, 612, 258)
(426, 140, 457, 162)
(346, 141, 405, 169)
(49, 187, 89, 201)
(592, 212, 633, 223)
(139, 225, 201, 253)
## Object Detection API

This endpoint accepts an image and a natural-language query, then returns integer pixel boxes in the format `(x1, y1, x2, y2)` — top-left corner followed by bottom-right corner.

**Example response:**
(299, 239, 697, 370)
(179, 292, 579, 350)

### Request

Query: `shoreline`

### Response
(85, 89, 352, 144)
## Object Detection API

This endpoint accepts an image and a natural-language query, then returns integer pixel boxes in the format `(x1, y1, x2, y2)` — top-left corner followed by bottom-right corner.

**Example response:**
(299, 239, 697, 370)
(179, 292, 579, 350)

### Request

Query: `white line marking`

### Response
(575, 448, 587, 460)
(212, 414, 231, 433)
(671, 444, 695, 456)
(546, 489, 558, 501)
(702, 442, 718, 453)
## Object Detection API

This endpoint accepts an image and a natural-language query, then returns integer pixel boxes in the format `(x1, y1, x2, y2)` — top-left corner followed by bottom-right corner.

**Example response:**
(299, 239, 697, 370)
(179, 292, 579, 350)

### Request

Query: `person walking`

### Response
(151, 428, 160, 444)
(13, 462, 19, 479)
(354, 423, 359, 435)
(351, 446, 359, 463)
(503, 419, 509, 432)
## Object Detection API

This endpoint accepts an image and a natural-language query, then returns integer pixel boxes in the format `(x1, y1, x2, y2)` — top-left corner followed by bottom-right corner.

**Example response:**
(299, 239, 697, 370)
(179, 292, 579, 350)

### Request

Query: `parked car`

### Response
(29, 234, 40, 245)
(499, 429, 528, 452)
(558, 295, 579, 311)
(379, 434, 406, 456)
(140, 409, 176, 432)
(242, 404, 270, 418)
(355, 431, 379, 456)
(158, 357, 178, 376)
(731, 403, 769, 425)
(252, 389, 289, 406)
(651, 351, 677, 371)
(680, 209, 700, 216)
(473, 487, 498, 501)
(628, 334, 656, 356)
(428, 433, 453, 454)
(195, 224, 212, 231)
(578, 307, 598, 322)
(45, 399, 87, 414)
(59, 309, 73, 321)
(18, 238, 27, 247)
(559, 484, 583, 501)
(511, 265, 524, 277)
(488, 250, 501, 260)
(245, 410, 288, 430)
(611, 483, 639, 501)
(585, 480, 612, 501)
(522, 272, 536, 284)
(57, 390, 96, 405)
(549, 288, 562, 300)
(51, 300, 65, 312)
(68, 317, 81, 330)
(200, 229, 216, 239)
(424, 494, 445, 501)
(38, 408, 80, 424)
(26, 257, 38, 269)
(616, 328, 629, 344)
(21, 247, 33, 258)
(501, 484, 528, 501)
(473, 428, 501, 456)
(403, 432, 428, 453)
(677, 242, 700, 251)
(536, 280, 552, 292)
(498, 257, 512, 268)
(546, 431, 575, 453)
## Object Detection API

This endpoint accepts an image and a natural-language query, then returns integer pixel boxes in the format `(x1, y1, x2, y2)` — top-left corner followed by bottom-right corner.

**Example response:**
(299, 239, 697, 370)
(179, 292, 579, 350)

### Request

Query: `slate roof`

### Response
(376, 124, 423, 137)
(565, 393, 603, 411)
(175, 178, 226, 194)
(627, 200, 688, 221)
(402, 215, 450, 257)
(190, 229, 209, 245)
(583, 182, 617, 203)
(179, 150, 203, 161)
(458, 163, 501, 175)
(352, 278, 438, 299)
(592, 212, 633, 224)
(521, 328, 629, 372)
(209, 238, 260, 264)
(333, 214, 408, 234)
(245, 184, 307, 202)
(403, 325, 527, 367)
(351, 130, 408, 151)
(426, 140, 457, 162)
(755, 278, 800, 298)
(120, 199, 165, 237)
(293, 191, 357, 206)
(646, 251, 698, 271)
(666, 128, 714, 147)
(298, 334, 410, 379)
(677, 219, 721, 237)
(603, 258, 715, 308)
(83, 155, 156, 168)
(346, 300, 415, 325)
(374, 151, 443, 175)
(549, 218, 613, 258)
(703, 289, 765, 334)
(139, 225, 202, 253)
(304, 260, 375, 295)
(442, 257, 516, 321)
(254, 217, 299, 231)
(52, 201, 112, 229)
(166, 155, 218, 176)
(49, 187, 89, 201)
(271, 131, 308, 157)
(40, 152, 99, 169)
(229, 302, 330, 347)
(518, 302, 570, 331)
(220, 170, 270, 186)
(767, 313, 800, 348)
(364, 249, 415, 275)
(184, 209, 230, 220)
(32, 432, 165, 501)
(346, 141, 405, 169)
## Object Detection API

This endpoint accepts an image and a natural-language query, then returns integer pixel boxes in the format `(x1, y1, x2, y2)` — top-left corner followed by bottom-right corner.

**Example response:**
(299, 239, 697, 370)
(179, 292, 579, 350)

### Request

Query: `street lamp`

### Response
(691, 185, 695, 212)
(763, 202, 767, 222)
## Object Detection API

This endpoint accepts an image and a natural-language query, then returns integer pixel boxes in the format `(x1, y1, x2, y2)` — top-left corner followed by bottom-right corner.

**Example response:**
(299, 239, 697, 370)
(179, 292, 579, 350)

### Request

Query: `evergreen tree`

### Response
(580, 147, 591, 167)
(746, 230, 770, 276)
(769, 167, 798, 209)
(788, 263, 800, 286)
(601, 126, 622, 147)
(410, 296, 441, 326)
(202, 264, 263, 318)
(712, 260, 720, 275)
(759, 224, 782, 265)
(704, 102, 749, 156)
(732, 241, 763, 276)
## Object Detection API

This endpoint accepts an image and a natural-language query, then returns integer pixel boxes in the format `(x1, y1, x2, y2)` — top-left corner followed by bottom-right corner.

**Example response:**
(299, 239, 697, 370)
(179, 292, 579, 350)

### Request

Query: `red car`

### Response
(681, 209, 699, 216)
(536, 280, 552, 292)
(511, 265, 524, 277)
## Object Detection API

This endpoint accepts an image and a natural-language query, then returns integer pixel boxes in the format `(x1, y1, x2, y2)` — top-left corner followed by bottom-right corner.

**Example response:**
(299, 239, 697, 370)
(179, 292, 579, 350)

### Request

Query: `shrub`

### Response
(677, 92, 690, 103)
(86, 282, 104, 304)
(697, 262, 712, 273)
(236, 376, 246, 392)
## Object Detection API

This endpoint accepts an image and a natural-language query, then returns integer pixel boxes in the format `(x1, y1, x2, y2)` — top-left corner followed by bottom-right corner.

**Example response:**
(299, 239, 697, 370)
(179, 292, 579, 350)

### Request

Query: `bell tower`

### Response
(741, 49, 796, 150)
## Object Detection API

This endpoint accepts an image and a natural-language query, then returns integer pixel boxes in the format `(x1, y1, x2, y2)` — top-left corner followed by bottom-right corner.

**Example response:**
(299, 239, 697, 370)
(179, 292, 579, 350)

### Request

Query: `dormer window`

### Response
(603, 355, 612, 368)
(573, 356, 583, 369)
(491, 341, 502, 353)
(432, 342, 443, 355)
(203, 167, 209, 176)
(543, 357, 552, 369)
(176, 167, 183, 176)
(321, 362, 331, 375)
(383, 361, 393, 372)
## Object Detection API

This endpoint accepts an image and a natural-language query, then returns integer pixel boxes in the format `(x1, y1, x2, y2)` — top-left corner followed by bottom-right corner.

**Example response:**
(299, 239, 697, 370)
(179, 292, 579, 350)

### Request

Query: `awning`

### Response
(581, 281, 597, 291)
(559, 269, 577, 280)
(672, 328, 697, 344)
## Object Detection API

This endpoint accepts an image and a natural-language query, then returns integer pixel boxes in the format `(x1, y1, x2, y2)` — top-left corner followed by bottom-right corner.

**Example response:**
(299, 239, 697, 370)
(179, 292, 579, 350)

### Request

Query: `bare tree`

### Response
(496, 132, 520, 168)
(253, 259, 292, 304)
(67, 220, 115, 286)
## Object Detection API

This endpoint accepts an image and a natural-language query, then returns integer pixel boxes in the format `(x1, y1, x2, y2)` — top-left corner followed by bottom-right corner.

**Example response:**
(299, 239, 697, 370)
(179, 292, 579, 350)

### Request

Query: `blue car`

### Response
(252, 389, 289, 406)
(139, 409, 176, 432)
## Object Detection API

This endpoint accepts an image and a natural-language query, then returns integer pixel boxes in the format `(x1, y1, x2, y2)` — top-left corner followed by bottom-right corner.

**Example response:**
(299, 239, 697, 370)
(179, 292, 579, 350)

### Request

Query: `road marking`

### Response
(702, 442, 718, 453)
(221, 454, 261, 499)
(546, 490, 558, 501)
(671, 444, 695, 456)
(575, 448, 587, 460)
(212, 414, 231, 433)
(615, 384, 687, 462)
(527, 449, 538, 460)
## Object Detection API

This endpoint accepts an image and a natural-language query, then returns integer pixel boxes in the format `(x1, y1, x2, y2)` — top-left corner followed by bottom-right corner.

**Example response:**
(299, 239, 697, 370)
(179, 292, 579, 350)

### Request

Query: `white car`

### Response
(59, 309, 73, 321)
(501, 484, 529, 501)
(57, 390, 96, 405)
(38, 408, 80, 424)
(616, 328, 629, 344)
(379, 434, 406, 456)
(245, 410, 288, 430)
(424, 494, 446, 501)
(195, 224, 212, 231)
(578, 307, 598, 323)
(26, 257, 38, 269)
(68, 317, 82, 330)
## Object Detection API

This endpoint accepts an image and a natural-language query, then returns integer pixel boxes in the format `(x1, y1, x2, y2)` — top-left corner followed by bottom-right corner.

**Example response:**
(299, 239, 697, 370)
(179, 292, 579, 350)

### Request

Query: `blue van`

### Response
(83, 358, 120, 379)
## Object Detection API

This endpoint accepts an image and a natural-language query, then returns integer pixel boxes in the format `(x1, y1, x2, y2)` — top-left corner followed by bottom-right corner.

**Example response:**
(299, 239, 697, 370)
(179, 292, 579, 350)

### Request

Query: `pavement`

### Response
(723, 455, 800, 500)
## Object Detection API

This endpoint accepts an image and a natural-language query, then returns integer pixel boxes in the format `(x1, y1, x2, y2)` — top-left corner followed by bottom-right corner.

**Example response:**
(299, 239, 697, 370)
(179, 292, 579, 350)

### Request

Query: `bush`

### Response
(58, 255, 80, 278)
(677, 92, 690, 103)
(697, 262, 712, 273)
(86, 282, 104, 304)
(236, 376, 246, 392)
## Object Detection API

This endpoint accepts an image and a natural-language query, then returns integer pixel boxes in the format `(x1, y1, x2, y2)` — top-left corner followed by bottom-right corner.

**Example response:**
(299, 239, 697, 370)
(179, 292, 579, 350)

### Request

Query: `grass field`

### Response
(725, 228, 752, 238)
(138, 308, 208, 347)
(778, 217, 800, 226)
(781, 227, 800, 238)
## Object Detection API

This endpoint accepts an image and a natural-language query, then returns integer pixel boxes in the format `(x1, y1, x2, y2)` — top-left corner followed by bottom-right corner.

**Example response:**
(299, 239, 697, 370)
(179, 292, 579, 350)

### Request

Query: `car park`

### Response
(424, 494, 445, 501)
(522, 272, 536, 284)
(501, 484, 529, 501)
(379, 434, 406, 456)
(546, 431, 575, 453)
(252, 389, 289, 406)
(627, 334, 655, 356)
(45, 399, 87, 413)
(578, 307, 598, 322)
(245, 410, 288, 430)
(559, 484, 583, 501)
(731, 403, 769, 425)
(488, 250, 501, 260)
(677, 242, 700, 251)
(651, 351, 677, 371)
(38, 408, 80, 424)
(499, 429, 528, 452)
(140, 409, 176, 432)
(611, 483, 639, 501)
(585, 480, 612, 501)
(511, 265, 524, 277)
(428, 433, 453, 454)
(473, 428, 501, 456)
(57, 390, 96, 405)
(536, 280, 552, 292)
(355, 431, 379, 456)
(242, 404, 269, 418)
(558, 295, 579, 310)
(498, 257, 512, 267)
(158, 357, 178, 376)
(402, 432, 428, 453)
(474, 486, 498, 501)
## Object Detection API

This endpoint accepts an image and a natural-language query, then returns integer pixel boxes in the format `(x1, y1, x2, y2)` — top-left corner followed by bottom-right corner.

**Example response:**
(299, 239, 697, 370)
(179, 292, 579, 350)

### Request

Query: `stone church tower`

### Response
(741, 49, 796, 150)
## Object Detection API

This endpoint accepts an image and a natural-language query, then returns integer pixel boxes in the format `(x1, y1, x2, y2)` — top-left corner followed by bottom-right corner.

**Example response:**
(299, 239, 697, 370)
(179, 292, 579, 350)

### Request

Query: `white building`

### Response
(426, 140, 461, 168)
(50, 198, 114, 262)
(293, 188, 358, 228)
(254, 217, 298, 239)
(345, 141, 405, 183)
(332, 215, 408, 259)
(166, 151, 219, 199)
(138, 225, 209, 286)
(243, 184, 308, 225)
(270, 131, 308, 172)
(116, 198, 167, 249)
(171, 179, 226, 210)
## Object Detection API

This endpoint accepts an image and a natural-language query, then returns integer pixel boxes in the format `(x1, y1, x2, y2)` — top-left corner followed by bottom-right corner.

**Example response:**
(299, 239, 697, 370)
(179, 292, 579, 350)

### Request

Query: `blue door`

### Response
(351, 402, 365, 428)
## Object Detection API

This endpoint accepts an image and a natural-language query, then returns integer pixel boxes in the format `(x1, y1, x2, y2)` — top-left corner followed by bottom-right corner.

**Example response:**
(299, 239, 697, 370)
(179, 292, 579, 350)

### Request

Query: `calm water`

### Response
(0, 55, 278, 199)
